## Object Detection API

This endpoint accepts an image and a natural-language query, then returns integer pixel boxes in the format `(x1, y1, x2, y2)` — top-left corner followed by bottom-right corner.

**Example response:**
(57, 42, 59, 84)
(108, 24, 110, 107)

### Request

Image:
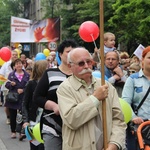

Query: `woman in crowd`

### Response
(5, 58, 29, 139)
(122, 46, 150, 150)
(128, 62, 141, 76)
(22, 60, 48, 150)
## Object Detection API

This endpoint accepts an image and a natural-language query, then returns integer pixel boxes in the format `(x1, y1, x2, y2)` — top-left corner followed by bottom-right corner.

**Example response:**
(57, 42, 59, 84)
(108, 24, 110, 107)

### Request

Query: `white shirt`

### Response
(0, 60, 12, 91)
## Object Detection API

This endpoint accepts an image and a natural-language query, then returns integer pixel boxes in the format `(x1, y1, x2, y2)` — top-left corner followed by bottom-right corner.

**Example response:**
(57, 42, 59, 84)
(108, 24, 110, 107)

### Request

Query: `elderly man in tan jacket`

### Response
(57, 47, 126, 150)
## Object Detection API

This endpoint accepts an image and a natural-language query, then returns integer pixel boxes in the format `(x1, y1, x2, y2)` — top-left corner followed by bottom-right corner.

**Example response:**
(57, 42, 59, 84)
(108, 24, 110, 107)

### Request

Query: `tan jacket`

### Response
(57, 75, 126, 150)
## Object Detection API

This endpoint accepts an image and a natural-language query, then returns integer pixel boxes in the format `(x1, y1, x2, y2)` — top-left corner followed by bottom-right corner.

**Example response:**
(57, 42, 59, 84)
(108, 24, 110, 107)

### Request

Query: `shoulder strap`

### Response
(134, 86, 150, 115)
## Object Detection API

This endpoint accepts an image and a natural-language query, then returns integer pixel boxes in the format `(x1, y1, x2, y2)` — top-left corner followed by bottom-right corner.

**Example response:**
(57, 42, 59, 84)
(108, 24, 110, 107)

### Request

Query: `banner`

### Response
(133, 44, 145, 60)
(11, 16, 31, 43)
(11, 16, 60, 43)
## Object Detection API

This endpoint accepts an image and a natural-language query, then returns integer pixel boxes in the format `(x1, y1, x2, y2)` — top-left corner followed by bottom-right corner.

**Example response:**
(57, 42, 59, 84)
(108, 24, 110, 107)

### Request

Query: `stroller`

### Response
(136, 120, 150, 150)
(130, 120, 150, 150)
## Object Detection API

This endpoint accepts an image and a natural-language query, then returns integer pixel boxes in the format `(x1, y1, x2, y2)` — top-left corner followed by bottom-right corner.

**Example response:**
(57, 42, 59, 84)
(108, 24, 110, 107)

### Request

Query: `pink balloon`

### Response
(79, 21, 100, 42)
(0, 47, 11, 62)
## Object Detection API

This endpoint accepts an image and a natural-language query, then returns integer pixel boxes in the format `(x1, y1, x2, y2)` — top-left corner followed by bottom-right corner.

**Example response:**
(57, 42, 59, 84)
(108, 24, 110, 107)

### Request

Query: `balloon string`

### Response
(90, 34, 101, 63)
(90, 34, 97, 48)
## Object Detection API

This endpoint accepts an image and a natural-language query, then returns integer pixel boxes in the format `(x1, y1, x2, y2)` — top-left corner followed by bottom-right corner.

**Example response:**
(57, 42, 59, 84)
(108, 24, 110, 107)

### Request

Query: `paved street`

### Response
(0, 106, 30, 150)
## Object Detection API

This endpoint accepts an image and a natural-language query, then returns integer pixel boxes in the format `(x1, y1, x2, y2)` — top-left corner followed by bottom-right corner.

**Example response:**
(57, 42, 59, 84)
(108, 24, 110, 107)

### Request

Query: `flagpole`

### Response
(99, 0, 108, 149)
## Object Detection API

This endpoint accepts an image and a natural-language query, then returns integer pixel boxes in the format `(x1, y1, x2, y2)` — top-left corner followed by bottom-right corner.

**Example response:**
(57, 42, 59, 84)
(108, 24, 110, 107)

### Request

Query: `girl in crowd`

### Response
(22, 60, 48, 150)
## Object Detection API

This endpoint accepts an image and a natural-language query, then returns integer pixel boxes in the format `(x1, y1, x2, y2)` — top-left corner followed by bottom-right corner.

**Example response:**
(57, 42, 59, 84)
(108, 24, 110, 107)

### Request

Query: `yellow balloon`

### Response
(119, 98, 132, 123)
(18, 44, 22, 50)
(43, 49, 50, 56)
(14, 49, 21, 58)
(0, 58, 5, 66)
(14, 43, 19, 48)
(32, 123, 44, 143)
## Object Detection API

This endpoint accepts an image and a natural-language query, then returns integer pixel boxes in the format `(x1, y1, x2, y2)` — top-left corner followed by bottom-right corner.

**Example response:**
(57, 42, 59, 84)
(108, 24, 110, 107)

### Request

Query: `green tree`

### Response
(41, 0, 116, 52)
(0, 0, 25, 47)
(0, 1, 11, 47)
(61, 0, 116, 52)
(108, 0, 150, 54)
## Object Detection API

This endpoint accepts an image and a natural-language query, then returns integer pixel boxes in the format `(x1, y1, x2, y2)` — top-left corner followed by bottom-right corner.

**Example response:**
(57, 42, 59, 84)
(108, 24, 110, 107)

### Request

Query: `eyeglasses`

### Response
(70, 59, 93, 67)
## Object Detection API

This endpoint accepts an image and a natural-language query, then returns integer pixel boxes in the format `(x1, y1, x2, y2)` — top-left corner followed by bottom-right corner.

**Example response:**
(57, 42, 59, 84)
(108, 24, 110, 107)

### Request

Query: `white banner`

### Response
(133, 44, 145, 60)
(11, 16, 60, 43)
(11, 16, 31, 43)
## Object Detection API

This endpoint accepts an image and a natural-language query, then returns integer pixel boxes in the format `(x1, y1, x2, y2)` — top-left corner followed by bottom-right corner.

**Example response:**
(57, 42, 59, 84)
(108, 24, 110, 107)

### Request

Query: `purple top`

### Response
(5, 69, 29, 110)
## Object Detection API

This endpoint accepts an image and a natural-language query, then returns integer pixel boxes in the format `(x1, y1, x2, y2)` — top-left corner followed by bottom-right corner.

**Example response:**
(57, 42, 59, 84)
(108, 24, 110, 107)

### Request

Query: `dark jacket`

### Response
(5, 70, 29, 110)
(22, 80, 39, 123)
(33, 68, 70, 135)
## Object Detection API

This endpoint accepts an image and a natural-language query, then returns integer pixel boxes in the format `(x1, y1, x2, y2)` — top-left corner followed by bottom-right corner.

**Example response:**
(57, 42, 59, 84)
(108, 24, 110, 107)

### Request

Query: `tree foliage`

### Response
(0, 0, 25, 47)
(54, 0, 150, 54)
(108, 0, 150, 53)
(59, 0, 116, 52)
(1, 0, 150, 54)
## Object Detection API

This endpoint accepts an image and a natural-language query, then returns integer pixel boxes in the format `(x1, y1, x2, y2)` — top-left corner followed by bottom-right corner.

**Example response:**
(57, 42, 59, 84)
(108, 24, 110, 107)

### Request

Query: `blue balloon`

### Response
(56, 51, 61, 65)
(92, 71, 108, 81)
(25, 126, 33, 141)
(35, 53, 46, 61)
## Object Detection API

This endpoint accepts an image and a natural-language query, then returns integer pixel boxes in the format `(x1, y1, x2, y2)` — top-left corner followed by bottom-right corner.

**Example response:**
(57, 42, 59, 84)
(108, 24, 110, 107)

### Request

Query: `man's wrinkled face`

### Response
(70, 49, 93, 80)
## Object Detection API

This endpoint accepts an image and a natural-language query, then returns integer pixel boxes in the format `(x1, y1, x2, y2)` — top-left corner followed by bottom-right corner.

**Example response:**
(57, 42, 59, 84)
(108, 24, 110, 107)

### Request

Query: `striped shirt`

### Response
(34, 68, 70, 136)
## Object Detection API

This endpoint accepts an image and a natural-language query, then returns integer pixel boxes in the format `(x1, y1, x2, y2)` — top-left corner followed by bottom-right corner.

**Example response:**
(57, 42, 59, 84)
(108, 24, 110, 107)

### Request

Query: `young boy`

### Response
(104, 32, 116, 53)
(93, 32, 116, 69)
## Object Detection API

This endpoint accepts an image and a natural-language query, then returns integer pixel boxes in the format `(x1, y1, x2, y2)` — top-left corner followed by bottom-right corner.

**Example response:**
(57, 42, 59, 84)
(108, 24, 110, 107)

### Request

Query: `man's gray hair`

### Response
(67, 47, 92, 64)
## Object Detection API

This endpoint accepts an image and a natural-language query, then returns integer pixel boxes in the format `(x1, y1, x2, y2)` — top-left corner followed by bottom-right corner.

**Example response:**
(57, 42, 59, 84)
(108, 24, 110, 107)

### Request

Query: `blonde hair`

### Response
(130, 55, 140, 64)
(104, 32, 115, 41)
(31, 60, 48, 80)
(129, 62, 141, 72)
(120, 52, 129, 59)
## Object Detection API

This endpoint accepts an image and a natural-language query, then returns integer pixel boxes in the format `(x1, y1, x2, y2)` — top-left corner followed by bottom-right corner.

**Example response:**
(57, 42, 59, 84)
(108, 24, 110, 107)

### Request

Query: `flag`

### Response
(133, 44, 145, 60)
(0, 75, 7, 85)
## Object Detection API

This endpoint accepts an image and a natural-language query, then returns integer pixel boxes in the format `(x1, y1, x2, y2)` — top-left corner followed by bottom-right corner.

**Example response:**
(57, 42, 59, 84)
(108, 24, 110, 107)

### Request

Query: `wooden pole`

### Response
(99, 0, 108, 149)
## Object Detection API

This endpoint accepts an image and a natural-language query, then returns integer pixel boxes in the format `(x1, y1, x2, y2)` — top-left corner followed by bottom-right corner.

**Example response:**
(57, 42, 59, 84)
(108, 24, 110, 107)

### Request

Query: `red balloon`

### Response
(0, 47, 11, 62)
(79, 21, 100, 42)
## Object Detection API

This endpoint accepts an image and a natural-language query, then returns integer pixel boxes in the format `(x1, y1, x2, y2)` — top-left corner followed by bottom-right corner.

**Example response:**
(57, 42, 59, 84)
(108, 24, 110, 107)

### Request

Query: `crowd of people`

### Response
(0, 36, 148, 150)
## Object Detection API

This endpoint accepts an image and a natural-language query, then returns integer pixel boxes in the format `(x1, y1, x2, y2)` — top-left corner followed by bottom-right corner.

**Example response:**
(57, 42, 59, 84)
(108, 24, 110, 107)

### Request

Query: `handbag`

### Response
(128, 86, 150, 133)
(16, 111, 24, 133)
(16, 112, 23, 124)
(6, 92, 19, 103)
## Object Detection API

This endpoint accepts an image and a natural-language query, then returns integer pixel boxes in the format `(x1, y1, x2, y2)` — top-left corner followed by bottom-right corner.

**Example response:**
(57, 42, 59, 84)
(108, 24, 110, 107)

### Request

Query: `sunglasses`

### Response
(129, 70, 136, 74)
(70, 59, 93, 67)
